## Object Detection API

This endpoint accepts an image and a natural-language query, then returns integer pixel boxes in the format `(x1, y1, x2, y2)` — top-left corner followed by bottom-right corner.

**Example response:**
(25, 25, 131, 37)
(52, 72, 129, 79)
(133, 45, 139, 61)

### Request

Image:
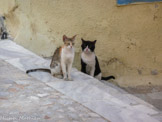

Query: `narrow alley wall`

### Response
(0, 0, 162, 87)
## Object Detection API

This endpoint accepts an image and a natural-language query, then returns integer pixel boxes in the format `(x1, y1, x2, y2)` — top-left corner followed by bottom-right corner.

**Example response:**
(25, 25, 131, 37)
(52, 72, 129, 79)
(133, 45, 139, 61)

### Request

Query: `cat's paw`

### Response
(67, 78, 73, 81)
(63, 76, 73, 81)
(63, 78, 69, 81)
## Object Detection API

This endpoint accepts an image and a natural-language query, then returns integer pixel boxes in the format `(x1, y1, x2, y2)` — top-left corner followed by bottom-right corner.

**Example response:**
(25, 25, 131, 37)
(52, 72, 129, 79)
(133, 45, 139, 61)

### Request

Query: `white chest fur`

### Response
(81, 52, 96, 67)
(61, 47, 74, 63)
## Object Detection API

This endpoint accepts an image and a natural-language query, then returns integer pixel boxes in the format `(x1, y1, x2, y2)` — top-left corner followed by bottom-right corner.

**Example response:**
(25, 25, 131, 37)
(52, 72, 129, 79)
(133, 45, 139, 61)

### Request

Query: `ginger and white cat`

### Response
(26, 35, 76, 81)
(61, 35, 76, 80)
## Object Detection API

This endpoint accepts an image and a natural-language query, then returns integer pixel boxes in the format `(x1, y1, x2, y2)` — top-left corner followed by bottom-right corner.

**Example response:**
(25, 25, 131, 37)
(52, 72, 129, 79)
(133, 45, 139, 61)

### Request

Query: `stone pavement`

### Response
(124, 86, 162, 111)
(0, 59, 107, 122)
(0, 40, 161, 122)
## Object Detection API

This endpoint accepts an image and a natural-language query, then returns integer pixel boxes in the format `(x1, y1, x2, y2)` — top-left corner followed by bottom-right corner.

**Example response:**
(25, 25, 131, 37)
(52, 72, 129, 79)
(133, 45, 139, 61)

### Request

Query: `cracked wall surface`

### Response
(0, 0, 162, 87)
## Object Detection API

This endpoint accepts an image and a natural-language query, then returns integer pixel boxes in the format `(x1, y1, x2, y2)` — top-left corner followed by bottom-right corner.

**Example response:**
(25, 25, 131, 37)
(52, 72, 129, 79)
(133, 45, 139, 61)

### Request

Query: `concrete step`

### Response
(0, 40, 161, 122)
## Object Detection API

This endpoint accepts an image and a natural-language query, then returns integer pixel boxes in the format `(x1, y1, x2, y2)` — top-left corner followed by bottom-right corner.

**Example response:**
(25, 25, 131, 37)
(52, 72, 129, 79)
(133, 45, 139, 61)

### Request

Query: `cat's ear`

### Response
(93, 40, 97, 44)
(72, 35, 77, 41)
(63, 35, 67, 42)
(81, 38, 85, 43)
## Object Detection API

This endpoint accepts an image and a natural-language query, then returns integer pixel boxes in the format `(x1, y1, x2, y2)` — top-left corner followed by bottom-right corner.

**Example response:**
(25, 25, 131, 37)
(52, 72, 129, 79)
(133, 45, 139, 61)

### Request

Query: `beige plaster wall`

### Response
(0, 0, 162, 87)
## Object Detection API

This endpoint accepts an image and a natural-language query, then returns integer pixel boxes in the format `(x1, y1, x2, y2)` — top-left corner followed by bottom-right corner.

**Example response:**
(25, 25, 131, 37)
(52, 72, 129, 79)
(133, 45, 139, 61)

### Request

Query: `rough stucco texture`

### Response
(0, 0, 162, 87)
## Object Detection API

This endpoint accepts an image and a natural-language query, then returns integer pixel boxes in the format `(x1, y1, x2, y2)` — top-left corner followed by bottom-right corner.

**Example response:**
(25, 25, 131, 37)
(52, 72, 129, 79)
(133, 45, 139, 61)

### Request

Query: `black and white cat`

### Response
(81, 38, 115, 81)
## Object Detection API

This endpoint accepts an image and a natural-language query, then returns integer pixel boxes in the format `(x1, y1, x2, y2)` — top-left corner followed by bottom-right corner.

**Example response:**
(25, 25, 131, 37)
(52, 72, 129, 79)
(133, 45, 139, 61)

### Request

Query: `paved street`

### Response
(0, 59, 108, 122)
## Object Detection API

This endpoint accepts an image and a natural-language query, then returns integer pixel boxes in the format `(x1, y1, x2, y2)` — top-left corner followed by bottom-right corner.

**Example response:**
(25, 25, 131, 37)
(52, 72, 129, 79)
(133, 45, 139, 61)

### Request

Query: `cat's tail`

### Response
(26, 68, 51, 74)
(101, 76, 115, 81)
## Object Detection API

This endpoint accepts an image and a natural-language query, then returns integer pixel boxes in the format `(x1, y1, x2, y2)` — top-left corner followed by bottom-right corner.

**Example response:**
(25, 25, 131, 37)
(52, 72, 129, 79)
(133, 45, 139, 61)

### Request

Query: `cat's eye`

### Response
(72, 43, 75, 45)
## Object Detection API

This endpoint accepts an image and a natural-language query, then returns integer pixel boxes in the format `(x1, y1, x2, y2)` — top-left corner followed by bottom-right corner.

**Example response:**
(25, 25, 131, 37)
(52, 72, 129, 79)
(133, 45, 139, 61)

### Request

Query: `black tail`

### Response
(26, 68, 51, 74)
(101, 76, 115, 81)
(1, 32, 8, 39)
